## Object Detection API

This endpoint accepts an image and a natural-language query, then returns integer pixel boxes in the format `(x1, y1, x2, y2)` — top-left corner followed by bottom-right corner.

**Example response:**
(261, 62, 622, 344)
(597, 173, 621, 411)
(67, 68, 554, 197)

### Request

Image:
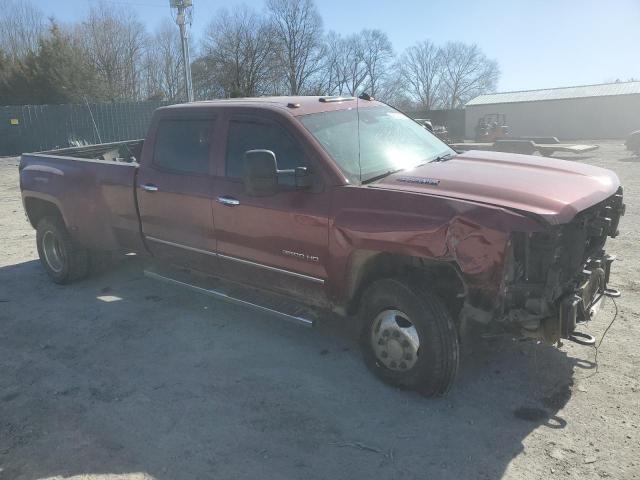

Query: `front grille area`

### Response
(505, 187, 625, 311)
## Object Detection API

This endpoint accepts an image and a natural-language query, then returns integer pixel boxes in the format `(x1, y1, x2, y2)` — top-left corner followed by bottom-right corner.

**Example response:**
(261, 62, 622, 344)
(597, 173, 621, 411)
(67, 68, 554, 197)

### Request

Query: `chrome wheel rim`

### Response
(371, 309, 420, 371)
(42, 230, 65, 273)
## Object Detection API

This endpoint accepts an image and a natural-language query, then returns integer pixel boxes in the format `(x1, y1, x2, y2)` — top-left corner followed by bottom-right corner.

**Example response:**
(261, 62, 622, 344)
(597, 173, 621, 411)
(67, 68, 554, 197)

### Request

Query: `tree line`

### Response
(0, 0, 499, 110)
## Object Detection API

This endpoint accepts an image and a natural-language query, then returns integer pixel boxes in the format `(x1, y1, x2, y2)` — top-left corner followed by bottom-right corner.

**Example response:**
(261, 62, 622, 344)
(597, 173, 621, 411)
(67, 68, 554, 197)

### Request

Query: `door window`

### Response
(225, 120, 306, 178)
(153, 119, 214, 175)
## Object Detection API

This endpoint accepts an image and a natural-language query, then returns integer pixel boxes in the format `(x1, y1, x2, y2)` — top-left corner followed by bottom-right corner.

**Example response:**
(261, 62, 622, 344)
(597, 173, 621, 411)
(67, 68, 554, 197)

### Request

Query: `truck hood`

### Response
(371, 150, 620, 224)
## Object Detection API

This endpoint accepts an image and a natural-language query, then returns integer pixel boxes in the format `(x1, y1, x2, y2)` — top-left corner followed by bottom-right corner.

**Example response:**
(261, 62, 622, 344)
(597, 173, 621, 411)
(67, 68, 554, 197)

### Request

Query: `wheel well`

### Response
(346, 252, 466, 321)
(24, 197, 63, 228)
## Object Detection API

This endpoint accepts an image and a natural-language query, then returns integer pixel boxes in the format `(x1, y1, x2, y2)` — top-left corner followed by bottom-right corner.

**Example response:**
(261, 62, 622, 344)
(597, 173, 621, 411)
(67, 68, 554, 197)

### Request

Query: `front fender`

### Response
(328, 185, 544, 308)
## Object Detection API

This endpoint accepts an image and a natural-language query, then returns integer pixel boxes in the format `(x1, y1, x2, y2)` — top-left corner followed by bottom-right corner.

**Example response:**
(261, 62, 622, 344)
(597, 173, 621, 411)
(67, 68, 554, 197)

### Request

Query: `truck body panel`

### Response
(208, 107, 333, 306)
(19, 97, 625, 347)
(20, 153, 143, 252)
(372, 150, 621, 224)
(327, 184, 541, 308)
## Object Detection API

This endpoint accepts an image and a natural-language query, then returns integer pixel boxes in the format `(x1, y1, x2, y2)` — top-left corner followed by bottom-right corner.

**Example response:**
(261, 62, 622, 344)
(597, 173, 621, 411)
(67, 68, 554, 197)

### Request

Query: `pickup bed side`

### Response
(20, 148, 145, 254)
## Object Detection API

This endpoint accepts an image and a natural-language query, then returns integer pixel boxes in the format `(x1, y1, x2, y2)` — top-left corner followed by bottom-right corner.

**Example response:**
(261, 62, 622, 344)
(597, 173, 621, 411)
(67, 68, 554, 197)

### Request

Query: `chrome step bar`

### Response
(144, 269, 315, 328)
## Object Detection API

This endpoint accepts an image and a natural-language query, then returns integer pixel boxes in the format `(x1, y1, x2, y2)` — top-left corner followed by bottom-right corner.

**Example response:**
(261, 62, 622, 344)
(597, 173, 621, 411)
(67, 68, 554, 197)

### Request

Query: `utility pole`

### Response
(170, 0, 194, 102)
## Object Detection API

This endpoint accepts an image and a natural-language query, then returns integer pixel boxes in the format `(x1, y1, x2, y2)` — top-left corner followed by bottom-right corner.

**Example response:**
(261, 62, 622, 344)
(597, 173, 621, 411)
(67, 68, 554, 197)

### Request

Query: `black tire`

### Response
(360, 278, 459, 397)
(36, 216, 89, 284)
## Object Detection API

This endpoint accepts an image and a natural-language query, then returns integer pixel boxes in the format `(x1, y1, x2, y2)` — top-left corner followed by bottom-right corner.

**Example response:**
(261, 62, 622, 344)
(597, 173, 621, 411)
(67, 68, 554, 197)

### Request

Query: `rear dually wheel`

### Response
(36, 216, 89, 284)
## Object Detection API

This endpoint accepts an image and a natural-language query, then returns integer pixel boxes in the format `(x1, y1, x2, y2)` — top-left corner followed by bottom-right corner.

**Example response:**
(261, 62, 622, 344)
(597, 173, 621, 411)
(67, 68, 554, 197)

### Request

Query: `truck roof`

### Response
(159, 96, 381, 116)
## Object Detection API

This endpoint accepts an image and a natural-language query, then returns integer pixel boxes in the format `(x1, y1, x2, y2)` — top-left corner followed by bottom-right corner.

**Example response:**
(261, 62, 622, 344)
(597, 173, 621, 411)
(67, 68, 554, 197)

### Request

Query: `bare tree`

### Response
(0, 0, 501, 109)
(317, 31, 345, 95)
(201, 6, 275, 98)
(342, 34, 369, 96)
(266, 0, 324, 95)
(0, 0, 45, 60)
(143, 20, 184, 101)
(191, 56, 226, 100)
(374, 71, 413, 110)
(360, 29, 393, 97)
(315, 32, 361, 96)
(319, 31, 387, 97)
(80, 4, 147, 101)
(440, 41, 499, 109)
(397, 41, 444, 110)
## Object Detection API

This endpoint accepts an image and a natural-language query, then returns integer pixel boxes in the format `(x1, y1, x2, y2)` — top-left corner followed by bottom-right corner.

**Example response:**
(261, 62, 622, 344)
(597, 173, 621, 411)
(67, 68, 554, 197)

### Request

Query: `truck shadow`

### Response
(0, 258, 595, 480)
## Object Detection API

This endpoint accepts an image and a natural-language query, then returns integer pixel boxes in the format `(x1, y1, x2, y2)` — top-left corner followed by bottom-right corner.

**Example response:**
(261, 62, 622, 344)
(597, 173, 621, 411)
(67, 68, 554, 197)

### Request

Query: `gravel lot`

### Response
(0, 142, 638, 480)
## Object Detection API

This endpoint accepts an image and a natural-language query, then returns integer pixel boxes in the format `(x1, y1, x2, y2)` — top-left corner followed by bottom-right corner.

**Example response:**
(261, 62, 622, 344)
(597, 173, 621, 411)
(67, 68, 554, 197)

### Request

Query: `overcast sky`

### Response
(31, 0, 640, 92)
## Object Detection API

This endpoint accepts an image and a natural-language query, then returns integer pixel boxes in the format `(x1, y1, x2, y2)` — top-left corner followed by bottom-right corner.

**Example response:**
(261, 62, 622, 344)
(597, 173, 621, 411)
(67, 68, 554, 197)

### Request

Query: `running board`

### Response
(144, 268, 315, 328)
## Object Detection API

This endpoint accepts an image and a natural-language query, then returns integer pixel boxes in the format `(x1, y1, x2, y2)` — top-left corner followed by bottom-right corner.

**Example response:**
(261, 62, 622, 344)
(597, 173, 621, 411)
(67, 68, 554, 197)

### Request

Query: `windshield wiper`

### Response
(429, 152, 456, 163)
(361, 168, 404, 184)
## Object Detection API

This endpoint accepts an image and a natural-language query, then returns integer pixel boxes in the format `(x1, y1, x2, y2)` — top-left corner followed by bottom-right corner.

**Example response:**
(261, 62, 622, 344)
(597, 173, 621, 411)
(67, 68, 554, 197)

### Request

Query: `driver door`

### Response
(212, 110, 330, 306)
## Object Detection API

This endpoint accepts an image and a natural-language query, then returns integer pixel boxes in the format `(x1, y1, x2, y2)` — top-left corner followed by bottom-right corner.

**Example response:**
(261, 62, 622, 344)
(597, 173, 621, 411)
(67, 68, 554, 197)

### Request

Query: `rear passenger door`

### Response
(137, 114, 219, 271)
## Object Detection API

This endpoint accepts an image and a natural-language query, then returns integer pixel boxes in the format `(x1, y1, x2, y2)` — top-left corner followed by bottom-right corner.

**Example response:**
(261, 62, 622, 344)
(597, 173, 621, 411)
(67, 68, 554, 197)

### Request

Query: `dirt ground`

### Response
(0, 142, 638, 480)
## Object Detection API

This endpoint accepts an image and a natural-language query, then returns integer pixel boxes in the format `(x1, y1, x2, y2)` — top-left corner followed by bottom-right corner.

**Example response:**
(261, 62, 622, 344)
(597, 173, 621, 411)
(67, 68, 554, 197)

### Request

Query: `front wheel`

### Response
(36, 216, 89, 284)
(360, 278, 459, 397)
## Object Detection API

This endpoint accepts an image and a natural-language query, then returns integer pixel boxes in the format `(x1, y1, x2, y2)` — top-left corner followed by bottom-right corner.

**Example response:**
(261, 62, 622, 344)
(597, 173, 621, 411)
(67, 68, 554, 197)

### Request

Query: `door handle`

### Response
(141, 184, 159, 192)
(217, 196, 240, 206)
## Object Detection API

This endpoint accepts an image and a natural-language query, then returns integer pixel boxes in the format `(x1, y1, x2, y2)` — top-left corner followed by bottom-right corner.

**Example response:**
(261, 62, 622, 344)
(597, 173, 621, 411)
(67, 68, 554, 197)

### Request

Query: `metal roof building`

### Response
(465, 81, 640, 139)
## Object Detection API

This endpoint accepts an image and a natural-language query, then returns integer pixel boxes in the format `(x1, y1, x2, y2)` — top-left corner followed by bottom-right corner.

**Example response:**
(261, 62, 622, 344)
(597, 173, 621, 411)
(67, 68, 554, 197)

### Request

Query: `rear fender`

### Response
(22, 193, 67, 229)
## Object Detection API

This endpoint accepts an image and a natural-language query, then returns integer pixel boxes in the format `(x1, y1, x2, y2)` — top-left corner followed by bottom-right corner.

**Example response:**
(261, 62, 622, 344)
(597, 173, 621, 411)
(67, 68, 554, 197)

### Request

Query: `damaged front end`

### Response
(499, 187, 625, 345)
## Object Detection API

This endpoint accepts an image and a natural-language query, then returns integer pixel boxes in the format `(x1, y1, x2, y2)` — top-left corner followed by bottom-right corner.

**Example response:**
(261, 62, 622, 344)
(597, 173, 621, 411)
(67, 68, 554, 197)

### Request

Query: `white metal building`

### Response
(465, 81, 640, 139)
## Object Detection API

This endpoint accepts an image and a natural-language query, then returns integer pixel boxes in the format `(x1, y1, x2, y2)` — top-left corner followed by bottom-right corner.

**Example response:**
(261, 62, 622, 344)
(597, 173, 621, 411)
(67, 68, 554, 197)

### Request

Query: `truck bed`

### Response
(20, 140, 145, 253)
(33, 139, 144, 163)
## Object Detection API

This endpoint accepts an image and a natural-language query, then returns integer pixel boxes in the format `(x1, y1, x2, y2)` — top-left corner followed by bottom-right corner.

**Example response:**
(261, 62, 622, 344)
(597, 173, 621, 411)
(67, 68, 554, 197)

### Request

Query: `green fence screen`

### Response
(0, 101, 170, 156)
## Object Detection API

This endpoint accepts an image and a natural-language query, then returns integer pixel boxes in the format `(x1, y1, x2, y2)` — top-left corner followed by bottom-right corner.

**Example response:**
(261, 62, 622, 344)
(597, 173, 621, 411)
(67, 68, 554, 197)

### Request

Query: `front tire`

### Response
(360, 278, 459, 397)
(36, 216, 89, 284)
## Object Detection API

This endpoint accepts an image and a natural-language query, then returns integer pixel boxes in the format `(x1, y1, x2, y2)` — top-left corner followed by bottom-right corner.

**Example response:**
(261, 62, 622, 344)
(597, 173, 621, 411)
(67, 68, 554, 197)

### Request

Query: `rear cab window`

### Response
(153, 118, 215, 175)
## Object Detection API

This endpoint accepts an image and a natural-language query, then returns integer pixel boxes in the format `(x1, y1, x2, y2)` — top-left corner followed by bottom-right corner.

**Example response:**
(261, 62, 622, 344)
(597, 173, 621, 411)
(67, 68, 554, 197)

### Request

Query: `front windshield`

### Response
(300, 104, 455, 183)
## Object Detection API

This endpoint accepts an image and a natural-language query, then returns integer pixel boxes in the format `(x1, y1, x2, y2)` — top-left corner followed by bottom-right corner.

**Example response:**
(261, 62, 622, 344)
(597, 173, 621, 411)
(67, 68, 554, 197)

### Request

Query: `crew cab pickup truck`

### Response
(20, 96, 625, 396)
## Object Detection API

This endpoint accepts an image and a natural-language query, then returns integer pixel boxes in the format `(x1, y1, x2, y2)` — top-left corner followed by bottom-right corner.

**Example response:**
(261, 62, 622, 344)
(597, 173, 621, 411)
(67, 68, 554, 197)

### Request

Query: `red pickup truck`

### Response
(19, 96, 625, 396)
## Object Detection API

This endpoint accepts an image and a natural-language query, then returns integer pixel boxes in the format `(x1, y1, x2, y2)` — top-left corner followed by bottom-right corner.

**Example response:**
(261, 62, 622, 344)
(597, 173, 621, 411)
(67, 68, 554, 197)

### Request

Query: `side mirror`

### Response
(243, 150, 278, 197)
(294, 166, 312, 188)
